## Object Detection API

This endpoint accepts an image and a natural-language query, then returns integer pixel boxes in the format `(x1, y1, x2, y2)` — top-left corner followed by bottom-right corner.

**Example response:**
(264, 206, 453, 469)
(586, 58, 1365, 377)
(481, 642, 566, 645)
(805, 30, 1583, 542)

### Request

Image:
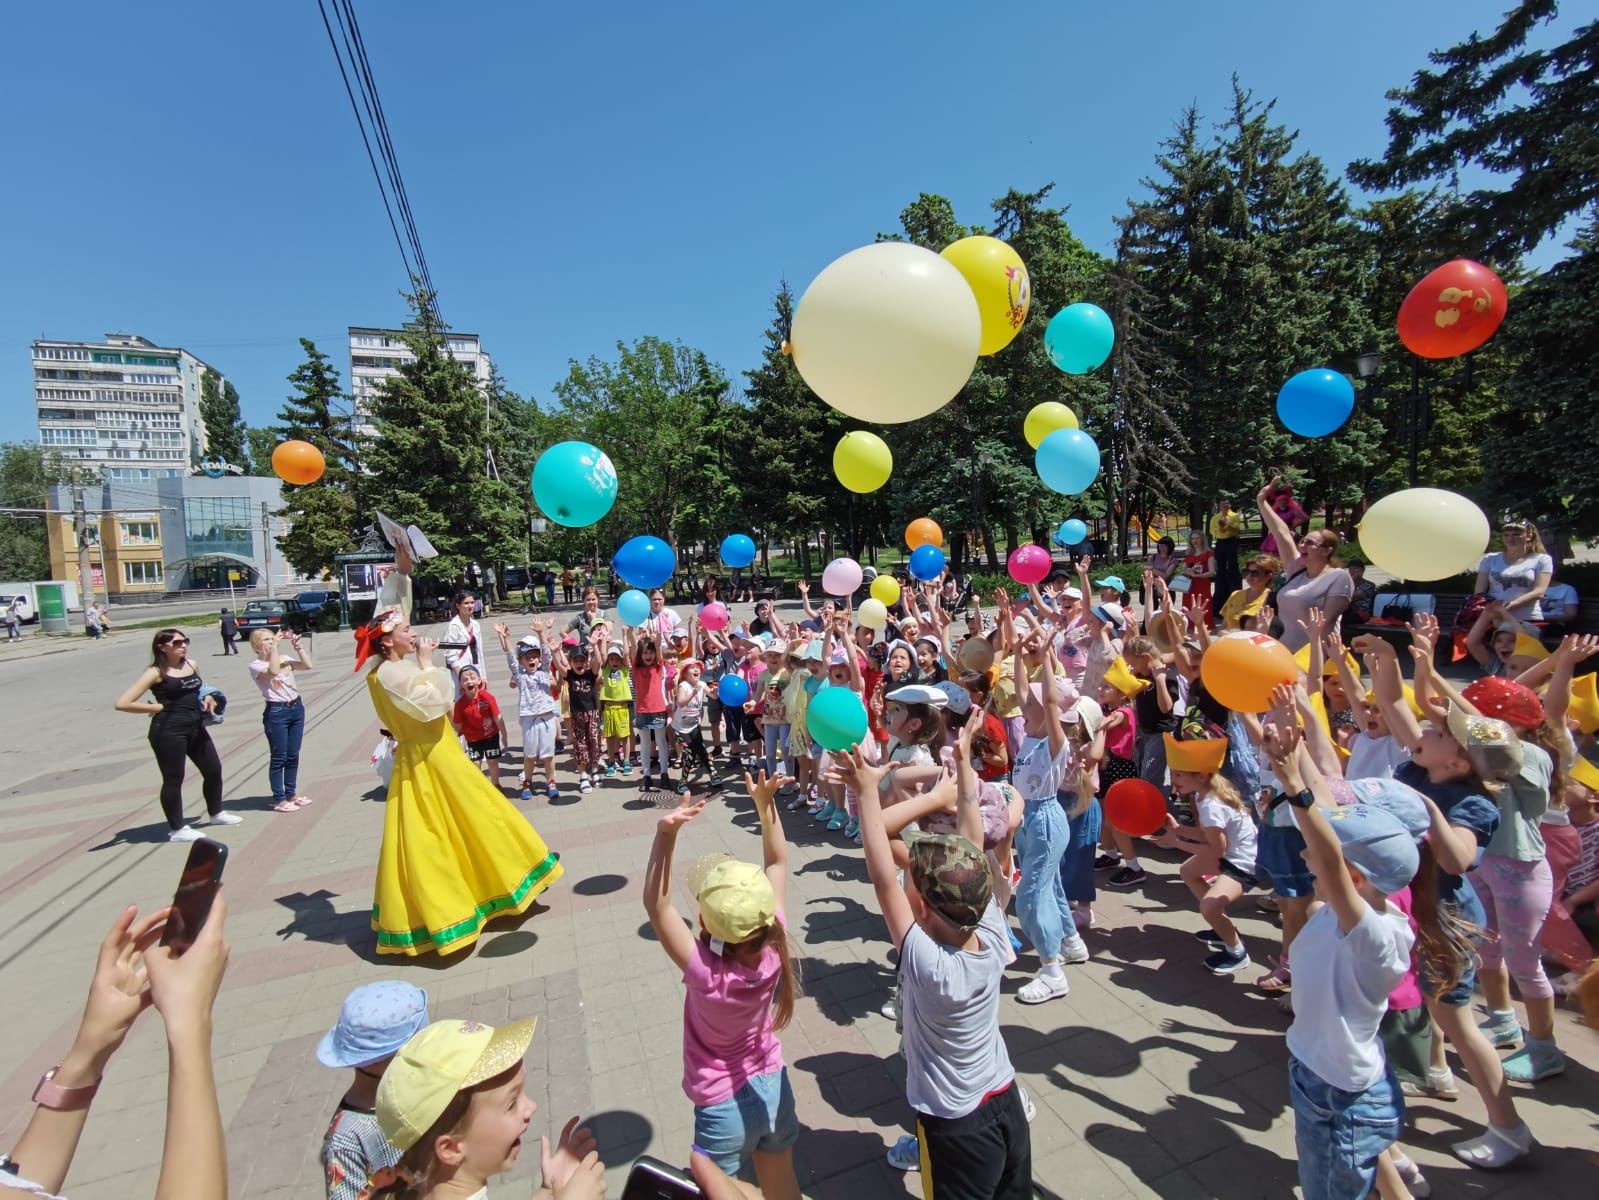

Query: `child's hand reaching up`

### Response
(540, 1115, 601, 1196)
(825, 743, 900, 796)
(744, 768, 794, 813)
(658, 792, 706, 835)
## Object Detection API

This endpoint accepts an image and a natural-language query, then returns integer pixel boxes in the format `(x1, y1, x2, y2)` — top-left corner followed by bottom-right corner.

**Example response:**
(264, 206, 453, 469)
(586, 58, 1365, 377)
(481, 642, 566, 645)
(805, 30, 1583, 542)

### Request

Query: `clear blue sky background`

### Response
(0, 1, 1572, 439)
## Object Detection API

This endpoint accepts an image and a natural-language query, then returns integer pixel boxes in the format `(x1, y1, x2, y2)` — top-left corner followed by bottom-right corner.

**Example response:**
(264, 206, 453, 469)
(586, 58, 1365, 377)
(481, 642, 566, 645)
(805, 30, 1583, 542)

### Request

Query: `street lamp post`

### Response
(1356, 351, 1453, 490)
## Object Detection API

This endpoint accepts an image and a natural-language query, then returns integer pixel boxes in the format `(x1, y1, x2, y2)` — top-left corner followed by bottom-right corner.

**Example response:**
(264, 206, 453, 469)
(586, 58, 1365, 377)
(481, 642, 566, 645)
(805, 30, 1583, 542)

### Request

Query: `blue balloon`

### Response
(1044, 303, 1115, 375)
(1277, 368, 1356, 438)
(531, 440, 618, 527)
(1061, 518, 1088, 546)
(612, 536, 676, 589)
(908, 543, 946, 582)
(616, 588, 651, 628)
(718, 675, 750, 707)
(720, 533, 757, 569)
(1036, 428, 1101, 495)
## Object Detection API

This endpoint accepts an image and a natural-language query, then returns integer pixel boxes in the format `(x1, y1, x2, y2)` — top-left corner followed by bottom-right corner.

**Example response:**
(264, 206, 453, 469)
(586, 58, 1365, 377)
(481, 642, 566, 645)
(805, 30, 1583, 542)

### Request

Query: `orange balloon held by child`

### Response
(271, 439, 325, 486)
(1199, 631, 1298, 714)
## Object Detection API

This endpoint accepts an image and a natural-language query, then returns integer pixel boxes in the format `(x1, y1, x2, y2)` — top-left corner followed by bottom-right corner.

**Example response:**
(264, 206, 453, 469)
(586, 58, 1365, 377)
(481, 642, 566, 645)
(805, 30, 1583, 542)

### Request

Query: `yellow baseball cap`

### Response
(1569, 755, 1599, 794)
(376, 1016, 538, 1151)
(687, 854, 775, 945)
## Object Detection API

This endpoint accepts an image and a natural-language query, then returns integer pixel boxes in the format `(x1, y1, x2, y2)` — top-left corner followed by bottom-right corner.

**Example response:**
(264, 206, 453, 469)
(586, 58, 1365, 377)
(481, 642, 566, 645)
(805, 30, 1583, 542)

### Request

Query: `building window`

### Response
(184, 496, 253, 557)
(40, 428, 98, 446)
(119, 521, 160, 546)
(123, 561, 164, 586)
(33, 347, 92, 361)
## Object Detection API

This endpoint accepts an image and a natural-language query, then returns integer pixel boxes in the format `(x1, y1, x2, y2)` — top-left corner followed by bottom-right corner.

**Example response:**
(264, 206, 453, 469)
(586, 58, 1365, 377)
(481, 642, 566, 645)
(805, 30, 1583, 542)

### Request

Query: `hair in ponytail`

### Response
(701, 919, 800, 1032)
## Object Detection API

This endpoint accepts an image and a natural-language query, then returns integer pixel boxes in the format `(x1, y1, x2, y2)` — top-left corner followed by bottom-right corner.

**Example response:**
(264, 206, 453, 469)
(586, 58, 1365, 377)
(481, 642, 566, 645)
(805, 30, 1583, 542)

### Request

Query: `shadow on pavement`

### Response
(582, 1108, 654, 1165)
(572, 872, 630, 897)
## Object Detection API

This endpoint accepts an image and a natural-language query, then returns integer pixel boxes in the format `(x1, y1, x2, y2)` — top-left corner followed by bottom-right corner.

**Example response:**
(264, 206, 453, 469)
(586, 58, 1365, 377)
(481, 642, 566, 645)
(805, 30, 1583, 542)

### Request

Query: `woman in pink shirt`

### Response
(644, 770, 801, 1198)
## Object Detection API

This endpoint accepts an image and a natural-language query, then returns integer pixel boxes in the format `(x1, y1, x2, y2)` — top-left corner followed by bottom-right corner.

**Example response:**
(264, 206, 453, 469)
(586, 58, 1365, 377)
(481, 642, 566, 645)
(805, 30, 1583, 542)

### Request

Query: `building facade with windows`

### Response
(348, 326, 492, 439)
(32, 333, 226, 483)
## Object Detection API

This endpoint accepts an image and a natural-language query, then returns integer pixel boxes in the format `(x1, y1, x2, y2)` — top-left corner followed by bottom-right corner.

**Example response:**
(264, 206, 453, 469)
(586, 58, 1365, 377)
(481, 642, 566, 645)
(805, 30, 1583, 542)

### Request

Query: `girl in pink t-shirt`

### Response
(643, 770, 800, 1194)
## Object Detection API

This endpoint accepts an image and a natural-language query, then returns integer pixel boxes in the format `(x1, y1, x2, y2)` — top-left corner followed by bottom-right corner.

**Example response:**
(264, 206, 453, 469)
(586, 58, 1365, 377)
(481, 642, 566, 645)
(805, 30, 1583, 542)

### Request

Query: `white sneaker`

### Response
(1072, 907, 1096, 930)
(579, 777, 592, 793)
(206, 811, 243, 826)
(168, 825, 204, 843)
(1060, 936, 1090, 965)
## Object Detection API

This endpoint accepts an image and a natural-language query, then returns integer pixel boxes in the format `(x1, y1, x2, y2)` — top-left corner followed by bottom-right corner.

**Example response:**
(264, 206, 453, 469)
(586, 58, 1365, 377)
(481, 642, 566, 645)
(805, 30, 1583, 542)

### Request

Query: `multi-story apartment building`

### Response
(347, 326, 493, 439)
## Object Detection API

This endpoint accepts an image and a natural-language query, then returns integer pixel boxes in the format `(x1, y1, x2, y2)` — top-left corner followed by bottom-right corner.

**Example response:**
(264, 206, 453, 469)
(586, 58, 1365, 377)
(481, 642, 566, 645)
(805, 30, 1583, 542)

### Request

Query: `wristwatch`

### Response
(32, 1065, 99, 1111)
(1280, 788, 1315, 810)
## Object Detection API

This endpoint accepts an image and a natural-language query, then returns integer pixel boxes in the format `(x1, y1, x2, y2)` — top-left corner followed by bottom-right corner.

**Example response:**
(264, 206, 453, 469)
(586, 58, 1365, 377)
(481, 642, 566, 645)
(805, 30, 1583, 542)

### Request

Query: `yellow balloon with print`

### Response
(940, 235, 1031, 356)
(832, 431, 893, 494)
(1024, 401, 1079, 449)
(869, 574, 901, 607)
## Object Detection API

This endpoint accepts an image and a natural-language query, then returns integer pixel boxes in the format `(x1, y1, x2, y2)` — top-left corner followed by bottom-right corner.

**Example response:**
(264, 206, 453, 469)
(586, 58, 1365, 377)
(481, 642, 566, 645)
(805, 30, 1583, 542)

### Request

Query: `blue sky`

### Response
(1, 1, 1571, 438)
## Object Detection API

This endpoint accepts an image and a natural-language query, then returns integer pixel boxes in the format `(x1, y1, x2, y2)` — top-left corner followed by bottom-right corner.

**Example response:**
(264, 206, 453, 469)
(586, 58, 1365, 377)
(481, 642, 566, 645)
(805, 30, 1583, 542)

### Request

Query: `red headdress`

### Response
(352, 606, 406, 673)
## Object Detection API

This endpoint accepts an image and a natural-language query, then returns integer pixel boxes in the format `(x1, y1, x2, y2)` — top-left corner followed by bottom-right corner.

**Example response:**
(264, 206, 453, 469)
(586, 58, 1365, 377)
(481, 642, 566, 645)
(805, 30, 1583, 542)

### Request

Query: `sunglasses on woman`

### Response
(163, 637, 190, 647)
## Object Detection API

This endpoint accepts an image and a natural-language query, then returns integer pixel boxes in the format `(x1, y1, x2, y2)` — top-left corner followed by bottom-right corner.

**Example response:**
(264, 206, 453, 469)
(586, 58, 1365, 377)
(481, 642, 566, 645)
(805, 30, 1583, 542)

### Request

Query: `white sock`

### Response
(1124, 857, 1141, 870)
(1224, 940, 1244, 955)
(1040, 960, 1064, 980)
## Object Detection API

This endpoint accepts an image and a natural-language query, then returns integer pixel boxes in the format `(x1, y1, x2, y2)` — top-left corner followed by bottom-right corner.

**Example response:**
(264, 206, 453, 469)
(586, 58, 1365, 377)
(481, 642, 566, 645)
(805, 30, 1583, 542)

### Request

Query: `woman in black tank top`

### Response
(115, 628, 238, 842)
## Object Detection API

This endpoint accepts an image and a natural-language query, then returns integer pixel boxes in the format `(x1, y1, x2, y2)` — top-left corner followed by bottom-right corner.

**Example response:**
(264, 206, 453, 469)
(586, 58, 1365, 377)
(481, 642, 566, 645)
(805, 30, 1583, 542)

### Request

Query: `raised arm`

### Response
(1465, 602, 1499, 669)
(643, 793, 705, 971)
(1354, 635, 1423, 754)
(1540, 634, 1599, 730)
(1328, 631, 1371, 728)
(1257, 481, 1302, 572)
(828, 746, 914, 949)
(1267, 715, 1368, 934)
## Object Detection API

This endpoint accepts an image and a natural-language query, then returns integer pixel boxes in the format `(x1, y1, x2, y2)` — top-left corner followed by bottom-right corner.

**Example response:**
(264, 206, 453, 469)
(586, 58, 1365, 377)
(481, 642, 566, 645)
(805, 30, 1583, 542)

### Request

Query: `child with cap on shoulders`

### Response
(367, 1016, 603, 1200)
(318, 981, 429, 1200)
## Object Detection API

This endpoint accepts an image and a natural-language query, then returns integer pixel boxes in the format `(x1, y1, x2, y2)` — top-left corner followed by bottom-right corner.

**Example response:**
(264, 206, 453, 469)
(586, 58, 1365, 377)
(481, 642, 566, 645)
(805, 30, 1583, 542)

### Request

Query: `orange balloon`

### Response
(1104, 778, 1167, 837)
(1396, 259, 1507, 359)
(272, 439, 325, 486)
(1199, 631, 1298, 714)
(905, 518, 943, 550)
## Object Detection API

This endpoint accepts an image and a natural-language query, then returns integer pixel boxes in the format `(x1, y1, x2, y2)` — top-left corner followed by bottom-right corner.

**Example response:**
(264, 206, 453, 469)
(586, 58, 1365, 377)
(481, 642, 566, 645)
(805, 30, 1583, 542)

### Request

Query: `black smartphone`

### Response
(159, 837, 227, 953)
(621, 1156, 700, 1200)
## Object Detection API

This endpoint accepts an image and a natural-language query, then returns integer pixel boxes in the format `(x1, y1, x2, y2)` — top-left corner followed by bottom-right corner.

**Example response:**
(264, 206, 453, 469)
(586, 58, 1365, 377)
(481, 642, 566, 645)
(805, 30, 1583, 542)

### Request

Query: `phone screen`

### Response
(620, 1156, 700, 1200)
(160, 837, 228, 953)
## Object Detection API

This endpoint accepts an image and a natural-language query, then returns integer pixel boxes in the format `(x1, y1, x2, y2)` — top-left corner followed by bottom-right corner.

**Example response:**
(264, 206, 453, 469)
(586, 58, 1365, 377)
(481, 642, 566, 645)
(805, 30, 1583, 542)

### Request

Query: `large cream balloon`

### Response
(1358, 488, 1490, 581)
(790, 242, 981, 423)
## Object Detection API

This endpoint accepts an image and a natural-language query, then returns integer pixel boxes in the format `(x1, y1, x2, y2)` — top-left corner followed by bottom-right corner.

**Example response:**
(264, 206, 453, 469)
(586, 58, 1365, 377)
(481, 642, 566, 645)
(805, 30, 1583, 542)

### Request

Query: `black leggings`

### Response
(148, 718, 224, 828)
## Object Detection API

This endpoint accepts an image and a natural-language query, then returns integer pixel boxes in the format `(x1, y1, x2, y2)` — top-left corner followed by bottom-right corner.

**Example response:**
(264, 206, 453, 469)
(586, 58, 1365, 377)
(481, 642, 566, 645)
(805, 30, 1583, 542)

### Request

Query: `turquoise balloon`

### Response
(808, 686, 869, 753)
(720, 533, 757, 569)
(1061, 518, 1088, 545)
(612, 536, 676, 589)
(1036, 428, 1101, 494)
(1277, 368, 1356, 437)
(616, 588, 651, 628)
(531, 440, 617, 527)
(1044, 303, 1115, 374)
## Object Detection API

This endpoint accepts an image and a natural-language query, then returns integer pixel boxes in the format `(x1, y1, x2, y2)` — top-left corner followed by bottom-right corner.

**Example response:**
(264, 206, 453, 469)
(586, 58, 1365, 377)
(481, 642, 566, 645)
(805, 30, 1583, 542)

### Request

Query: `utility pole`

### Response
(261, 501, 276, 598)
(72, 472, 97, 632)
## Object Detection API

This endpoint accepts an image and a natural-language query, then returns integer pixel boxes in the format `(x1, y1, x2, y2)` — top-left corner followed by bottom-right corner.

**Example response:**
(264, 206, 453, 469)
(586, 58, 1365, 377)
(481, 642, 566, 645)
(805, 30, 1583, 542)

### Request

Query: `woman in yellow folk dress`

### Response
(354, 578, 562, 957)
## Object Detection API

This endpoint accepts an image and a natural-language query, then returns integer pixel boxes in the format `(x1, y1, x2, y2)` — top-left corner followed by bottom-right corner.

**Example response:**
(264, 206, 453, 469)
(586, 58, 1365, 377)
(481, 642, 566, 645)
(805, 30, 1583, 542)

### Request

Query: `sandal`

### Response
(272, 799, 300, 813)
(1256, 963, 1292, 993)
(291, 795, 313, 806)
(886, 1134, 920, 1171)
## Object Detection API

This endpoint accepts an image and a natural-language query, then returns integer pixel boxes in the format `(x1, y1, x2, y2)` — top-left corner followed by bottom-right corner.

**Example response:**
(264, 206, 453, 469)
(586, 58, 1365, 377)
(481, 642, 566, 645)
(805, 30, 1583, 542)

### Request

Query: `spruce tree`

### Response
(270, 339, 362, 577)
(198, 367, 246, 466)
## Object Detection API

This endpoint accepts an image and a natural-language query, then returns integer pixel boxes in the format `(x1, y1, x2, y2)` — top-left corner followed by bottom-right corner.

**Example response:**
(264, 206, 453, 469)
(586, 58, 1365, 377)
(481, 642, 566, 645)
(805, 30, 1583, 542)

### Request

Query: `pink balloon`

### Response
(1007, 544, 1053, 586)
(822, 556, 863, 597)
(700, 601, 729, 632)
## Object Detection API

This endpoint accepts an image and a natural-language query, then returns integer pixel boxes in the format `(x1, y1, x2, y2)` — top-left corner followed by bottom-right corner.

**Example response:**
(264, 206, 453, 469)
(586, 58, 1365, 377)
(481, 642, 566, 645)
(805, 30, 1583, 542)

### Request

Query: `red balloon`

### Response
(1104, 778, 1167, 838)
(1396, 259, 1507, 359)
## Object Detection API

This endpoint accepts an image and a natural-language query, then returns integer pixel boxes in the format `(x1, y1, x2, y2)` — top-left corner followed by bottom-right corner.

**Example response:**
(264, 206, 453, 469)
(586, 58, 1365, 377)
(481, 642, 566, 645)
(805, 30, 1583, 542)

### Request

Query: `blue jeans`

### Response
(1057, 794, 1101, 904)
(762, 722, 791, 779)
(693, 1068, 799, 1178)
(262, 699, 304, 803)
(1288, 1056, 1402, 1200)
(1016, 798, 1072, 960)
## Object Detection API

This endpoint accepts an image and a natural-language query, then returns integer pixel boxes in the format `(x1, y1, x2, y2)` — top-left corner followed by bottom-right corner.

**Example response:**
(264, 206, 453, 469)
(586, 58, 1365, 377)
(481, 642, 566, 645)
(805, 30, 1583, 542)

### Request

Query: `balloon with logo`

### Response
(1397, 259, 1508, 359)
(717, 675, 750, 708)
(1358, 488, 1490, 581)
(1036, 427, 1101, 494)
(808, 687, 870, 752)
(1059, 518, 1088, 546)
(272, 440, 325, 486)
(1200, 631, 1298, 713)
(616, 588, 652, 628)
(1024, 401, 1078, 449)
(1007, 544, 1053, 586)
(719, 533, 756, 569)
(1276, 369, 1355, 438)
(832, 431, 893, 493)
(789, 242, 981, 423)
(530, 440, 617, 527)
(939, 235, 1031, 355)
(905, 518, 943, 550)
(1104, 779, 1168, 837)
(858, 598, 889, 630)
(908, 543, 946, 582)
(1044, 303, 1115, 374)
(699, 601, 730, 632)
(612, 536, 676, 589)
(869, 574, 901, 607)
(821, 556, 863, 597)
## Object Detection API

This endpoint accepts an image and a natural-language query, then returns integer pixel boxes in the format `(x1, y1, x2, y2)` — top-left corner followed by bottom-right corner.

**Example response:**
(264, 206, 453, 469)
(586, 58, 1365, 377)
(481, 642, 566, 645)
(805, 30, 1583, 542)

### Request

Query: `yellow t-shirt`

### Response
(989, 657, 1041, 719)
(1220, 588, 1267, 630)
(1209, 511, 1243, 541)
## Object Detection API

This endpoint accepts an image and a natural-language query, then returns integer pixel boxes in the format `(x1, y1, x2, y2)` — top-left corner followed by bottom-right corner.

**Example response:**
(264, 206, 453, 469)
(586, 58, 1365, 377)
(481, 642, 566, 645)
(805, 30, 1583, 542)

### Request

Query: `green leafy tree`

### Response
(244, 426, 277, 477)
(268, 340, 363, 577)
(0, 445, 96, 580)
(197, 368, 246, 467)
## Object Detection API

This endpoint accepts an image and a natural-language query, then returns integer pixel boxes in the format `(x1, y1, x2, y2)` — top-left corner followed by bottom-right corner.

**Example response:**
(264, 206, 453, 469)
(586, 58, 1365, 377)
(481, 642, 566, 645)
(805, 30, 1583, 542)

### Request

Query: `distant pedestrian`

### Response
(4, 597, 22, 641)
(85, 602, 107, 639)
(543, 566, 557, 607)
(219, 607, 240, 655)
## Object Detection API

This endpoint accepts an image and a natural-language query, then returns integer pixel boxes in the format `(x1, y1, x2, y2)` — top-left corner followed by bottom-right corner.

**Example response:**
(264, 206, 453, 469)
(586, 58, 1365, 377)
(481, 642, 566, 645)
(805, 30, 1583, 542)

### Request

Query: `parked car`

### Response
(235, 597, 316, 637)
(294, 589, 341, 616)
(501, 566, 531, 592)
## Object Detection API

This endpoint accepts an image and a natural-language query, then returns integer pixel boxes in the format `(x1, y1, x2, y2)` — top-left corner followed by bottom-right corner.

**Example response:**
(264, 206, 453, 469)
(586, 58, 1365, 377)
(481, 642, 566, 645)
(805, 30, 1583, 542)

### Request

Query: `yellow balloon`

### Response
(832, 431, 893, 494)
(858, 598, 889, 630)
(940, 236, 1032, 355)
(1024, 401, 1079, 449)
(869, 574, 901, 607)
(1357, 487, 1490, 582)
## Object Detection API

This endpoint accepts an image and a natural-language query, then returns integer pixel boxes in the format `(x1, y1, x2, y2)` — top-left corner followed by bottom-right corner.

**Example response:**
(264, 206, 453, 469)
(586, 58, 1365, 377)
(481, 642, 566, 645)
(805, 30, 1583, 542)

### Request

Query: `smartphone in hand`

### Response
(621, 1156, 700, 1200)
(159, 837, 227, 953)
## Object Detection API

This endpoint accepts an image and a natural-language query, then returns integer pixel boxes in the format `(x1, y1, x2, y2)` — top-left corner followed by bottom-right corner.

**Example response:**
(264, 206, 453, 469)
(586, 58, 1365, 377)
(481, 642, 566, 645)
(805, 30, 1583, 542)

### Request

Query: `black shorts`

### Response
(916, 1081, 1031, 1200)
(1217, 859, 1256, 890)
(464, 735, 502, 762)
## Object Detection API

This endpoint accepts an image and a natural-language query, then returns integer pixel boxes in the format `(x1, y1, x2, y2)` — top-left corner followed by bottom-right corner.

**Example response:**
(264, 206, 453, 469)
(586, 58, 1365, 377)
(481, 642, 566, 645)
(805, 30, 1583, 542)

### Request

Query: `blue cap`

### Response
(1322, 805, 1419, 894)
(1342, 778, 1430, 840)
(1093, 576, 1127, 594)
(317, 981, 430, 1069)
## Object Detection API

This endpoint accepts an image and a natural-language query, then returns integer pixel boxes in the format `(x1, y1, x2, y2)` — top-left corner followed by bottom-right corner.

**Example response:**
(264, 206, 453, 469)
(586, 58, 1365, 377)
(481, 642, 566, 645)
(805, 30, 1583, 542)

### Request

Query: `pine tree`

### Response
(270, 340, 362, 577)
(198, 368, 246, 466)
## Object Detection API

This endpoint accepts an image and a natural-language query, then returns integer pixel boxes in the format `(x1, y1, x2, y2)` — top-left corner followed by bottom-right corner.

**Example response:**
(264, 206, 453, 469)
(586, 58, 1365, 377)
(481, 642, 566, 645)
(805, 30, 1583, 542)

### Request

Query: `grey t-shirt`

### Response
(1275, 566, 1354, 652)
(899, 898, 1015, 1119)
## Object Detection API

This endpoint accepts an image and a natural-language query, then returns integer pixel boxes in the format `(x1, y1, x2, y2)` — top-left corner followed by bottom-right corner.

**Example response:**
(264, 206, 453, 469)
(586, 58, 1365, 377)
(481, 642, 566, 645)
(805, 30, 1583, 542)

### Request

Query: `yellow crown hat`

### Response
(1364, 681, 1426, 722)
(1102, 656, 1150, 700)
(1569, 755, 1599, 794)
(1292, 643, 1361, 679)
(1570, 673, 1599, 736)
(1512, 633, 1550, 663)
(1163, 732, 1228, 775)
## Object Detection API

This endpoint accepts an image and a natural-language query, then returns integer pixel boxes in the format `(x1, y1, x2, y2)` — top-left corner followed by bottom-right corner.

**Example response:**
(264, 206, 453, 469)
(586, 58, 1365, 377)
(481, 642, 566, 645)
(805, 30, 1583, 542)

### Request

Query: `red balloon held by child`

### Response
(1104, 778, 1167, 838)
(1395, 259, 1507, 359)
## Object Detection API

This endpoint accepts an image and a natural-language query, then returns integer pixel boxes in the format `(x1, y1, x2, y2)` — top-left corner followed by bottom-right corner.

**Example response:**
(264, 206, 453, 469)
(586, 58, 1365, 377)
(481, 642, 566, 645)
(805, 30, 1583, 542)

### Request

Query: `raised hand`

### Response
(824, 743, 900, 795)
(797, 580, 810, 596)
(541, 1114, 600, 1194)
(744, 768, 794, 810)
(1297, 605, 1328, 644)
(494, 622, 510, 638)
(658, 792, 706, 833)
(1558, 633, 1599, 662)
(75, 904, 168, 1062)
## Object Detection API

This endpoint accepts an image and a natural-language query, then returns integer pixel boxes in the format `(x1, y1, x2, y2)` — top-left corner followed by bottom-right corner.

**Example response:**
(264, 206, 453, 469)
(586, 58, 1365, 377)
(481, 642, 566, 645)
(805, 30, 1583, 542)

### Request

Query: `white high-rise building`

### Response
(348, 326, 493, 439)
(32, 333, 225, 483)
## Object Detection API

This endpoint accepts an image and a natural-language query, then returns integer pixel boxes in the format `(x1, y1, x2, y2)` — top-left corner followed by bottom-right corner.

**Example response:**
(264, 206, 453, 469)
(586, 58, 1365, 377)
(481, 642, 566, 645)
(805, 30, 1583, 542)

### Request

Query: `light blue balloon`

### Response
(1044, 303, 1115, 375)
(717, 675, 750, 707)
(613, 535, 676, 589)
(1036, 428, 1101, 495)
(1061, 518, 1088, 545)
(908, 543, 946, 582)
(1277, 368, 1356, 438)
(616, 588, 651, 628)
(720, 533, 757, 569)
(531, 440, 617, 528)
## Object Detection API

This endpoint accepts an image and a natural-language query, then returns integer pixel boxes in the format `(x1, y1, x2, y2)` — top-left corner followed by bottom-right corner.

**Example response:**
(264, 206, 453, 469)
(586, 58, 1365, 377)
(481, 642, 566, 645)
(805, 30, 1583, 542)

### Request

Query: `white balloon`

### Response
(1358, 488, 1490, 581)
(858, 598, 889, 630)
(790, 242, 981, 423)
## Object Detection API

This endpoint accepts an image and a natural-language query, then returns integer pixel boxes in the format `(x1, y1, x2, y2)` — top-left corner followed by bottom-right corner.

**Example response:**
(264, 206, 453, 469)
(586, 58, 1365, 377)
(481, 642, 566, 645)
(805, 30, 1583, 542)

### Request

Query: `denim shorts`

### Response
(635, 711, 666, 730)
(1257, 823, 1316, 898)
(693, 1068, 799, 1177)
(1288, 1056, 1402, 1200)
(1423, 879, 1485, 1007)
